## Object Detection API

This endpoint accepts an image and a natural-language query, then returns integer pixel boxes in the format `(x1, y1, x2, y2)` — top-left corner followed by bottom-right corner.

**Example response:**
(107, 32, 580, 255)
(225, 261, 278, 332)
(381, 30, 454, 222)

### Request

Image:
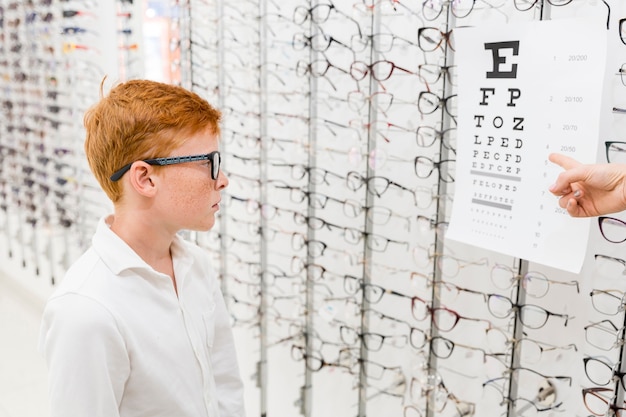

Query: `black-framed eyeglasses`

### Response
(598, 216, 626, 243)
(417, 27, 454, 52)
(109, 152, 221, 182)
(606, 141, 626, 164)
(583, 356, 626, 390)
(292, 32, 351, 53)
(594, 253, 626, 275)
(422, 0, 476, 21)
(514, 0, 572, 12)
(414, 156, 455, 182)
(346, 170, 414, 198)
(290, 344, 351, 372)
(617, 64, 626, 87)
(418, 64, 457, 86)
(293, 2, 363, 37)
(507, 366, 572, 387)
(416, 126, 456, 150)
(339, 325, 408, 351)
(417, 91, 457, 118)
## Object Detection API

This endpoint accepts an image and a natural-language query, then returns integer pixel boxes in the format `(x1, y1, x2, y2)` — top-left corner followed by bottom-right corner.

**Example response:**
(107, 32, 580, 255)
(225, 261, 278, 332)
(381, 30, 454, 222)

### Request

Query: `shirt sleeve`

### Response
(38, 293, 130, 417)
(210, 287, 246, 417)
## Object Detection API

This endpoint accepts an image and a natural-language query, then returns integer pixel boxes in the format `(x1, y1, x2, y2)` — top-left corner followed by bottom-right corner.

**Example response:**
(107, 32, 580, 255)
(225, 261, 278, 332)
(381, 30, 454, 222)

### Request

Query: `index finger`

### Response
(548, 153, 582, 170)
(548, 153, 586, 196)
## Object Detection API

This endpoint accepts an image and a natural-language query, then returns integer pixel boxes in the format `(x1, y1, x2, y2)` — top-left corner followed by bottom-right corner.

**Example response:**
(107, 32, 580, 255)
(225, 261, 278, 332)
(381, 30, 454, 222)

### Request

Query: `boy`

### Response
(38, 79, 245, 417)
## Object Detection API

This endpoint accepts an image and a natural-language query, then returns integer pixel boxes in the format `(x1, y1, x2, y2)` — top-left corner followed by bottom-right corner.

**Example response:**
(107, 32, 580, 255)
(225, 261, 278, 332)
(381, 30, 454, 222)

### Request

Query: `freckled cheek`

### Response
(164, 182, 200, 212)
(175, 194, 196, 212)
(176, 181, 215, 210)
(184, 184, 210, 207)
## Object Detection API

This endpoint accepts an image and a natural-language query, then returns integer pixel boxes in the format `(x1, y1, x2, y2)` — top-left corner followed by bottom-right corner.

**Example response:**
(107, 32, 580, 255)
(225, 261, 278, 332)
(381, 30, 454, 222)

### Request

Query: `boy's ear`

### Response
(128, 161, 157, 197)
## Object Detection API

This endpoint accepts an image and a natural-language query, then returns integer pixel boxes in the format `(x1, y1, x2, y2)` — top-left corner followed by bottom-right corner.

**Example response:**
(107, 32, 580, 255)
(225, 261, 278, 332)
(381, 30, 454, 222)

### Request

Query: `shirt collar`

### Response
(92, 215, 194, 277)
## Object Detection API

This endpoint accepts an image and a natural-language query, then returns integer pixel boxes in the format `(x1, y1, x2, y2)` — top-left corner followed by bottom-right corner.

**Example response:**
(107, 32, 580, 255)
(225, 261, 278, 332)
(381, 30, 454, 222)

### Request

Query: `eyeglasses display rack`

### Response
(0, 0, 139, 290)
(2, 1, 626, 416)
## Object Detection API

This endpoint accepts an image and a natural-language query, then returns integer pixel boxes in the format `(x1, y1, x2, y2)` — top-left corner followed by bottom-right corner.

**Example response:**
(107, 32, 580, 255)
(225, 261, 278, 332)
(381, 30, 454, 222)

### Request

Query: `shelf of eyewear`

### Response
(0, 0, 143, 283)
(4, 0, 626, 417)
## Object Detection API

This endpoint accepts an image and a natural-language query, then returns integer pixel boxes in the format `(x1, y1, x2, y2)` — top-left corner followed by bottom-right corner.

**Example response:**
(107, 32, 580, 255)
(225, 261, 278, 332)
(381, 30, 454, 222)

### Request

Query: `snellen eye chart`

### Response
(447, 19, 608, 273)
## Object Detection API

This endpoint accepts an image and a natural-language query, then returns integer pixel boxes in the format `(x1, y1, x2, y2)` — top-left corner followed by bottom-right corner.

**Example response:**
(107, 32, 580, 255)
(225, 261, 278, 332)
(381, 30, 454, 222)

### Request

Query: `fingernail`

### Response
(549, 183, 556, 191)
(574, 190, 581, 198)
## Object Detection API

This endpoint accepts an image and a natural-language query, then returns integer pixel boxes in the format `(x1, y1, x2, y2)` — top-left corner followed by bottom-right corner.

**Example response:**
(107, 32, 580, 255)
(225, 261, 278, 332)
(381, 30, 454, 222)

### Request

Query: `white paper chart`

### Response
(446, 19, 608, 273)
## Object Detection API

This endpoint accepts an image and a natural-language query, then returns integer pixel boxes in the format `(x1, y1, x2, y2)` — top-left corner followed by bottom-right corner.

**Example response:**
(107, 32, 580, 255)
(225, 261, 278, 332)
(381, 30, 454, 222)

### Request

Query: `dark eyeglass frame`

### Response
(418, 64, 457, 86)
(514, 0, 573, 12)
(422, 0, 476, 21)
(414, 156, 455, 182)
(599, 216, 626, 243)
(109, 152, 221, 182)
(292, 32, 351, 53)
(583, 356, 626, 390)
(417, 27, 454, 52)
(594, 253, 626, 274)
(618, 64, 626, 87)
(416, 126, 456, 150)
(605, 141, 626, 163)
(508, 366, 572, 386)
(417, 91, 457, 117)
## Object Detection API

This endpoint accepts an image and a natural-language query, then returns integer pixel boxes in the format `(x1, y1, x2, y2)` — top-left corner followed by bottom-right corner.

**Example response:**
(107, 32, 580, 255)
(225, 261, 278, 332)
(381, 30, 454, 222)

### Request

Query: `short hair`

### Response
(84, 79, 222, 203)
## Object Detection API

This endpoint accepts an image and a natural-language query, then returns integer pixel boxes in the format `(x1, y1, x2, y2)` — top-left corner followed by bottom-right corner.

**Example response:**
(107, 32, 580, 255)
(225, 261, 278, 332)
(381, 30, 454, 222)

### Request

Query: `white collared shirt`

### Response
(38, 216, 245, 417)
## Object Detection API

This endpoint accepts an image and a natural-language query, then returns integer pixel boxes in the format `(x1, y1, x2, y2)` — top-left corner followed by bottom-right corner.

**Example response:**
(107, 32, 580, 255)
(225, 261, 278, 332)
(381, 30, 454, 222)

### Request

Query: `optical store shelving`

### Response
(3, 1, 626, 416)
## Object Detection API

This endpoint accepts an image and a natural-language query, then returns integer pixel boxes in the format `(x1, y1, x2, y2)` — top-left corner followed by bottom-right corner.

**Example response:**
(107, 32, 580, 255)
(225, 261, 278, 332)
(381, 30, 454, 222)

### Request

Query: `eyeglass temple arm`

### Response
(109, 163, 132, 181)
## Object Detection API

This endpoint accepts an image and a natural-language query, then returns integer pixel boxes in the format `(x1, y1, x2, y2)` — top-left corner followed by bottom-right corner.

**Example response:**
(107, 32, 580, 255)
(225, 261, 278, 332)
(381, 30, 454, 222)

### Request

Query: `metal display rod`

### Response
(425, 6, 456, 417)
(355, 4, 381, 417)
(257, 1, 270, 415)
(302, 1, 320, 415)
(506, 259, 529, 417)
